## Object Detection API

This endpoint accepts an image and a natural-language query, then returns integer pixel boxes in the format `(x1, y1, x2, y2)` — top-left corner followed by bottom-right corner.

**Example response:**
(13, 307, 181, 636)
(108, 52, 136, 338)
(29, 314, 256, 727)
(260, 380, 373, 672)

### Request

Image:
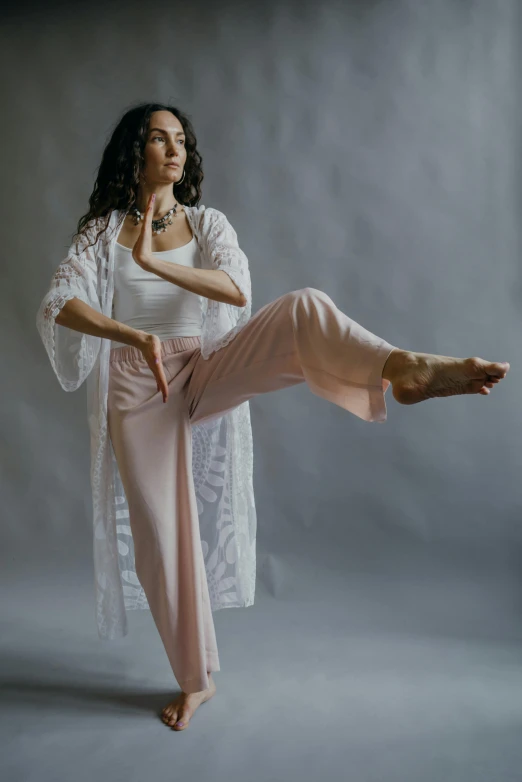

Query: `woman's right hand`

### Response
(136, 332, 169, 403)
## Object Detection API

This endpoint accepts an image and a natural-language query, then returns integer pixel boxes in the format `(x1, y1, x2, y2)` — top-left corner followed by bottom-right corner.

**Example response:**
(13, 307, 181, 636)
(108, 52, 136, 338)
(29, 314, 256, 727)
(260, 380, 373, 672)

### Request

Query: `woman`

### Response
(36, 102, 510, 732)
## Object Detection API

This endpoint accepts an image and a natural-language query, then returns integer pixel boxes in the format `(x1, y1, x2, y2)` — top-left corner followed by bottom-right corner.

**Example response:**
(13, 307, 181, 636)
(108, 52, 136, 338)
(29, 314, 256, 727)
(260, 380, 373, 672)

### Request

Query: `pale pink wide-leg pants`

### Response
(107, 288, 397, 694)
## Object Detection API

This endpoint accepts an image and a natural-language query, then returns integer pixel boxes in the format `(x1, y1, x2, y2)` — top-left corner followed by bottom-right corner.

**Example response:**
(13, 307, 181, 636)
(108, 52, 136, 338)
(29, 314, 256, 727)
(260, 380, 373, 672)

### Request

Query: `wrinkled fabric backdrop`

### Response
(2, 0, 522, 780)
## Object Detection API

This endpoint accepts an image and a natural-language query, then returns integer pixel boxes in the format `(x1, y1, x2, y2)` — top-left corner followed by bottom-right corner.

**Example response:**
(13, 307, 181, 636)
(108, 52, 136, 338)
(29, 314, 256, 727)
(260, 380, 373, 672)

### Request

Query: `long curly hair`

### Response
(72, 101, 204, 252)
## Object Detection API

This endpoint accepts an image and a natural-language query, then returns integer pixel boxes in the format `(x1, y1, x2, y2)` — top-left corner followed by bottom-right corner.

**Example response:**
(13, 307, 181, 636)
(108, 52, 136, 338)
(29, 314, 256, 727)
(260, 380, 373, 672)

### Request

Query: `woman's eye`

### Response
(152, 136, 184, 144)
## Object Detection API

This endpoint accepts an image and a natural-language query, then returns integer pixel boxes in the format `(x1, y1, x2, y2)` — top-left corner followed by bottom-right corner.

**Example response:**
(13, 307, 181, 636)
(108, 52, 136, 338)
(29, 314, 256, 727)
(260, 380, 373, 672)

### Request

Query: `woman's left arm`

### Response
(132, 194, 247, 307)
(142, 260, 247, 307)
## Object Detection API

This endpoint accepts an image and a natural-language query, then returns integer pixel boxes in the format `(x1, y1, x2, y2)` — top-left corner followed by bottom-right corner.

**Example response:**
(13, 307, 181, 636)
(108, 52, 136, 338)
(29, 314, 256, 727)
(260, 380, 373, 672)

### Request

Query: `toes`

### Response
(483, 360, 510, 378)
(161, 703, 179, 727)
(173, 708, 191, 730)
(468, 358, 509, 380)
(496, 361, 510, 374)
(161, 699, 193, 729)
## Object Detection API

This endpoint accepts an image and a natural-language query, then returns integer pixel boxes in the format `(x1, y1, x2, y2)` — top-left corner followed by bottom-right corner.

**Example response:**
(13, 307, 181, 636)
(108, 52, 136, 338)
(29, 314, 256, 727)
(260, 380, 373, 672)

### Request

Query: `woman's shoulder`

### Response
(78, 212, 118, 242)
(183, 204, 231, 238)
(184, 203, 224, 221)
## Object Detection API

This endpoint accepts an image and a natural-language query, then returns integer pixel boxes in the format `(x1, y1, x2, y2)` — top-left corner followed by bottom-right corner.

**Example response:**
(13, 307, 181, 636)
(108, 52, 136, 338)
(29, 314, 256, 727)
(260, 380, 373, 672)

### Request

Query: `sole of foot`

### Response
(160, 673, 217, 731)
(386, 351, 510, 406)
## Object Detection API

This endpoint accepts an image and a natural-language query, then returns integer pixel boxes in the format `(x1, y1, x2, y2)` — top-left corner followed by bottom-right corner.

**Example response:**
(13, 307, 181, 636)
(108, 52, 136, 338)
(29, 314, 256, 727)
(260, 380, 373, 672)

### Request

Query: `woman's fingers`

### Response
(132, 192, 155, 267)
(141, 191, 154, 245)
(154, 356, 169, 403)
(144, 193, 155, 242)
(139, 333, 169, 403)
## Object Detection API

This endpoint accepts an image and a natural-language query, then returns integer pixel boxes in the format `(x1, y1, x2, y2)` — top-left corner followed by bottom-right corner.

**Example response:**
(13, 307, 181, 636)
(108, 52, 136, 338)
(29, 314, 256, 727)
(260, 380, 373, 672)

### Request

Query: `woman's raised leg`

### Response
(186, 287, 510, 426)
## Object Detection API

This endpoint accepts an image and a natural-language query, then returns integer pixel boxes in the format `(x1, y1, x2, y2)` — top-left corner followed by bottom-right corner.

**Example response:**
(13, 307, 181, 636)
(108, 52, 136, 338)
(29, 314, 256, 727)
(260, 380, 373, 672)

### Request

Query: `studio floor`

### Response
(2, 542, 522, 782)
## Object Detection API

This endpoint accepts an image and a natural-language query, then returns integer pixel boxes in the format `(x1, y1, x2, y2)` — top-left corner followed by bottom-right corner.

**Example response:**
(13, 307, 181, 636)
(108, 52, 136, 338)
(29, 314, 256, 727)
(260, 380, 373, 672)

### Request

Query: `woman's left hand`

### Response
(132, 192, 155, 269)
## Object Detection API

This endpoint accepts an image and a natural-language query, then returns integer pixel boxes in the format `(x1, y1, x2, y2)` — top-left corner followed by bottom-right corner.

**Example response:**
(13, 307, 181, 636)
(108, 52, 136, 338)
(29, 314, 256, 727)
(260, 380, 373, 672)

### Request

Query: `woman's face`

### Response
(141, 110, 187, 186)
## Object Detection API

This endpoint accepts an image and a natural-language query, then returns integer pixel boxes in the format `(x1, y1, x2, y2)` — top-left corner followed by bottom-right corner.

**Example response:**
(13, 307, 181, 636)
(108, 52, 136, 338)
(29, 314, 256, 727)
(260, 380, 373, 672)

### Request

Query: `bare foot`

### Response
(160, 673, 217, 731)
(382, 349, 510, 405)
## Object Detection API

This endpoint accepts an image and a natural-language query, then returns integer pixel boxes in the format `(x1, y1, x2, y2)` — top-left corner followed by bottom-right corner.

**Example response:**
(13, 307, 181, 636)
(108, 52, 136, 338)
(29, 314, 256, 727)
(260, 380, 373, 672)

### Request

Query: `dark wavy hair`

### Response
(72, 101, 204, 251)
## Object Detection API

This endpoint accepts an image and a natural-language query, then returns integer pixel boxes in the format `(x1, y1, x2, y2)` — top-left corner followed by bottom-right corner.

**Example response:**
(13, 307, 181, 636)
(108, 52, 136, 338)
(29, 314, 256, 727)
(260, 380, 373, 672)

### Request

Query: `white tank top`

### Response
(110, 236, 203, 349)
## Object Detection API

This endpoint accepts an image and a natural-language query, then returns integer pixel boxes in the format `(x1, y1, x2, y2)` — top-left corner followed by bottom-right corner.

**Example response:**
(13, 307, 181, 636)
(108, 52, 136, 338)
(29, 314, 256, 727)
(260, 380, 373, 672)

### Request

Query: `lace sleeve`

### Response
(36, 219, 103, 392)
(200, 207, 252, 359)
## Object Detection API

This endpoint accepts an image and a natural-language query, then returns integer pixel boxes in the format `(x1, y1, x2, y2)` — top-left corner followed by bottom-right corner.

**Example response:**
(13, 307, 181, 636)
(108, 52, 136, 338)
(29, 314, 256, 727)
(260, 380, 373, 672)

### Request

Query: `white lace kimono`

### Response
(36, 205, 257, 640)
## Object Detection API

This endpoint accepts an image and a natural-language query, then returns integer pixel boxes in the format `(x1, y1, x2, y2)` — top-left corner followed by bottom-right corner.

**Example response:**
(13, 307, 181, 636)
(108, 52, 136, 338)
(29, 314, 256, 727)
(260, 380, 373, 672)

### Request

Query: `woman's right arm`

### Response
(55, 298, 171, 402)
(56, 296, 145, 348)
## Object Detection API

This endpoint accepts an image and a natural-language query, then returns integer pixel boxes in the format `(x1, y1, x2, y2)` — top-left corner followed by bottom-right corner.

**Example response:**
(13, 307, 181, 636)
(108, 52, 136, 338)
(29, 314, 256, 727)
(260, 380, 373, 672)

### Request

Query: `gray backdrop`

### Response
(3, 0, 522, 779)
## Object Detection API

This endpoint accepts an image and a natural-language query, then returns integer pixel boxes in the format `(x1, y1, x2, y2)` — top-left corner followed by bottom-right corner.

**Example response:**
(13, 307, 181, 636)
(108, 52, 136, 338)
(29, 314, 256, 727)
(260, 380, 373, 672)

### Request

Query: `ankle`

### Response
(382, 349, 415, 382)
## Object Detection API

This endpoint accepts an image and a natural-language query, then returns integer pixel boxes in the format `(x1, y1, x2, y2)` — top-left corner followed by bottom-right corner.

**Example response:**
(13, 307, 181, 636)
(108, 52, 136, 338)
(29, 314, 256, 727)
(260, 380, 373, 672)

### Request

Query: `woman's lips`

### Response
(166, 163, 179, 168)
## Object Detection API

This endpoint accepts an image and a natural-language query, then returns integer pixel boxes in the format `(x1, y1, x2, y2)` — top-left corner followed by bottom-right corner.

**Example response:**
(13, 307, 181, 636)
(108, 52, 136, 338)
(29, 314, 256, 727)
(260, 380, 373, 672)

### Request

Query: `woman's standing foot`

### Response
(382, 349, 510, 405)
(160, 673, 217, 731)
